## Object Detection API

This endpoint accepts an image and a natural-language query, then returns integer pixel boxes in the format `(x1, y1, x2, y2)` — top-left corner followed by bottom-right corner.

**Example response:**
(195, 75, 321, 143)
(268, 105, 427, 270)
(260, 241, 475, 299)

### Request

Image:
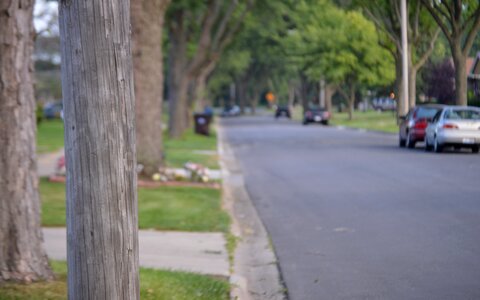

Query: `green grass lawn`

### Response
(40, 179, 229, 232)
(36, 119, 219, 169)
(291, 107, 398, 133)
(330, 110, 398, 133)
(164, 129, 219, 169)
(37, 120, 64, 153)
(0, 261, 229, 300)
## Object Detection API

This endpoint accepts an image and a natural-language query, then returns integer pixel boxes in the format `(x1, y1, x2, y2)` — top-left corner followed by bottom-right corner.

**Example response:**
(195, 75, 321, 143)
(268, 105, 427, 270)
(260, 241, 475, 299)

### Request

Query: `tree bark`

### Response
(59, 0, 139, 299)
(0, 0, 54, 283)
(319, 79, 326, 108)
(394, 54, 406, 117)
(348, 85, 355, 120)
(288, 81, 296, 109)
(237, 79, 247, 114)
(300, 73, 309, 112)
(337, 84, 355, 120)
(408, 65, 417, 108)
(250, 90, 259, 115)
(193, 59, 217, 112)
(325, 84, 334, 117)
(168, 15, 190, 138)
(169, 76, 189, 138)
(452, 45, 468, 106)
(131, 0, 170, 177)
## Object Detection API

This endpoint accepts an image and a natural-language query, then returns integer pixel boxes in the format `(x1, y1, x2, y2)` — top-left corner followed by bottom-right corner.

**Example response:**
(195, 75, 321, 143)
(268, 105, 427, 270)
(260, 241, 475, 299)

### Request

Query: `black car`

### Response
(275, 106, 291, 118)
(303, 108, 330, 125)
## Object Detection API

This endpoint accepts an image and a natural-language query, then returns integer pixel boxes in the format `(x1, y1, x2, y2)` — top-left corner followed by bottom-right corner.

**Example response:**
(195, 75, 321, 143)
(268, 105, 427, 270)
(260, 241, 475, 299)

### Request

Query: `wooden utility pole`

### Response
(400, 0, 409, 117)
(59, 0, 139, 299)
(0, 0, 53, 283)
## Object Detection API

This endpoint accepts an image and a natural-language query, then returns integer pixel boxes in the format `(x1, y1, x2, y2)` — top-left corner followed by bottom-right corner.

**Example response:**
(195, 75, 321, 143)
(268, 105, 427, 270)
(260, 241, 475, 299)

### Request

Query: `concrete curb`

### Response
(217, 122, 286, 300)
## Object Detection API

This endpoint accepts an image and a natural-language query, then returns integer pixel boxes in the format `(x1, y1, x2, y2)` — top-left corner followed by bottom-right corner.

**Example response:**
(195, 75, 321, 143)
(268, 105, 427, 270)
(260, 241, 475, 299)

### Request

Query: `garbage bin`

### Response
(193, 113, 212, 136)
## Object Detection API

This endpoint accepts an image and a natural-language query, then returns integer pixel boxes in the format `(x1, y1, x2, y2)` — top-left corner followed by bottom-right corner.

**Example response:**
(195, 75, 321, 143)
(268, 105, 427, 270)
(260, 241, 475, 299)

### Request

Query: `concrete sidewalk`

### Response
(37, 148, 64, 177)
(43, 227, 229, 277)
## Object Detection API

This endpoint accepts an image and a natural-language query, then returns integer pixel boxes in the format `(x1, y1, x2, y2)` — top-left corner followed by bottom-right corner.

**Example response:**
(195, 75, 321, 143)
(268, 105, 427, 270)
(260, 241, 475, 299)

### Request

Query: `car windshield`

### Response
(444, 109, 480, 120)
(416, 107, 440, 119)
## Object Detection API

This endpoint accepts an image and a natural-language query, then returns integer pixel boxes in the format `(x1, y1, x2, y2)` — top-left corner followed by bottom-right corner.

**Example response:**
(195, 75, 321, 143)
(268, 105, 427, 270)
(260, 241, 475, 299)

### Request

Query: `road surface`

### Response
(222, 115, 480, 300)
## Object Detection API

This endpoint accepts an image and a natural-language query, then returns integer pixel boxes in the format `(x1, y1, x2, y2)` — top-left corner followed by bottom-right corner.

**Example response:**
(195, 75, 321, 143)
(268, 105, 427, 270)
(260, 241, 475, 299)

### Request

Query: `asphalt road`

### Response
(221, 115, 480, 300)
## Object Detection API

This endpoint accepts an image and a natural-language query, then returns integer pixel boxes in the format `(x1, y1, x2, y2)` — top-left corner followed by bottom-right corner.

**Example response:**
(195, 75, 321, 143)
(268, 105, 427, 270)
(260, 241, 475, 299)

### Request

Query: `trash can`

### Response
(193, 113, 212, 136)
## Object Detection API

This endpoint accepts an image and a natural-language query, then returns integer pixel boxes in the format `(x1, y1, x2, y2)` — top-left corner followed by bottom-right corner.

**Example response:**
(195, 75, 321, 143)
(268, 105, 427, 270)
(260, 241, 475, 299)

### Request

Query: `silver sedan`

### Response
(425, 106, 480, 153)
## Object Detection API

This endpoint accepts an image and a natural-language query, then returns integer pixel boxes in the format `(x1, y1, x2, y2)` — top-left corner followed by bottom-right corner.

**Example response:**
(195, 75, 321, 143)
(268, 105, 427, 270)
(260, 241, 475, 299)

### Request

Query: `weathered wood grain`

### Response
(59, 0, 139, 298)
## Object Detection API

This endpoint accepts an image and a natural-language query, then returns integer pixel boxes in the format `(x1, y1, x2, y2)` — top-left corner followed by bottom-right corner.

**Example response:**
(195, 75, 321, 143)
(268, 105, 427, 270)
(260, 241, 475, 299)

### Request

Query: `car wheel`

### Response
(406, 131, 415, 148)
(303, 119, 309, 125)
(472, 146, 479, 154)
(434, 136, 443, 153)
(321, 120, 329, 125)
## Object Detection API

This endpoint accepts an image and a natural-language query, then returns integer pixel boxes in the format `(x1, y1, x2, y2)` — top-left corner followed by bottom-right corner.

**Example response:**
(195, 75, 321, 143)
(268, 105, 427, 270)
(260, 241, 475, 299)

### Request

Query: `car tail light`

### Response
(323, 111, 330, 118)
(306, 112, 312, 117)
(443, 123, 458, 129)
(413, 118, 428, 129)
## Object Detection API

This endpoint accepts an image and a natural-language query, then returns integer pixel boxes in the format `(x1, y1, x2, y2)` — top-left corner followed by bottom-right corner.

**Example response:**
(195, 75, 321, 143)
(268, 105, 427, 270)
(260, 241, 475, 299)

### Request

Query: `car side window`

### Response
(406, 110, 413, 119)
(432, 111, 442, 123)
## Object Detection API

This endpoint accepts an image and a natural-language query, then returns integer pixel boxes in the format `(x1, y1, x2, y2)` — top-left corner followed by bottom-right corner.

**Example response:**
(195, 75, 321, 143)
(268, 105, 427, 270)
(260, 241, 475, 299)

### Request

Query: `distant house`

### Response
(468, 52, 480, 96)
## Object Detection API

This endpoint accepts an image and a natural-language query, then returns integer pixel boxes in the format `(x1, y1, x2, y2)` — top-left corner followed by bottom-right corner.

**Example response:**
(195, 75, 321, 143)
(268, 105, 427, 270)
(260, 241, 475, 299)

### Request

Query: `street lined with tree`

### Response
(2, 0, 480, 299)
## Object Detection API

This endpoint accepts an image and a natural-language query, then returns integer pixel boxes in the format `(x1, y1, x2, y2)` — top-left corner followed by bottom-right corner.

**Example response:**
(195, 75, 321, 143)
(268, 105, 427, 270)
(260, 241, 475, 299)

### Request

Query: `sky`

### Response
(34, 0, 59, 36)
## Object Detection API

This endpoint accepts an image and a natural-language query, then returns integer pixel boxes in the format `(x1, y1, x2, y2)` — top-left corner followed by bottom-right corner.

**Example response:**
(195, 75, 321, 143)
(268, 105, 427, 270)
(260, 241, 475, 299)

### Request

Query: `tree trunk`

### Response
(288, 81, 296, 108)
(300, 73, 309, 112)
(194, 75, 208, 112)
(338, 85, 355, 120)
(319, 79, 326, 108)
(407, 44, 416, 108)
(131, 0, 170, 177)
(59, 1, 139, 299)
(408, 66, 417, 108)
(452, 45, 468, 106)
(169, 76, 189, 138)
(348, 86, 355, 121)
(168, 19, 190, 138)
(230, 83, 236, 107)
(250, 90, 259, 115)
(394, 54, 406, 117)
(325, 84, 334, 117)
(0, 0, 54, 283)
(237, 79, 247, 114)
(193, 61, 216, 112)
(168, 28, 189, 138)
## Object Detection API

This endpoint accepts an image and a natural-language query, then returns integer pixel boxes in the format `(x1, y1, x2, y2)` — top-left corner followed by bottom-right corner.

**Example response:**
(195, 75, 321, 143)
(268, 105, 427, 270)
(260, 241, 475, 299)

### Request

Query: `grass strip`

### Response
(41, 179, 229, 233)
(164, 129, 219, 169)
(37, 120, 64, 154)
(0, 261, 229, 300)
(330, 110, 398, 133)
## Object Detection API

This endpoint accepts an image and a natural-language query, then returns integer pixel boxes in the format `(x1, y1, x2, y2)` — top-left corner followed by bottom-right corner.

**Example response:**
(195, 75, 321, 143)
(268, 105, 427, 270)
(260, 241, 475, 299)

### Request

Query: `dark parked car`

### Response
(303, 108, 330, 125)
(399, 104, 444, 148)
(275, 106, 291, 118)
(43, 101, 63, 119)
